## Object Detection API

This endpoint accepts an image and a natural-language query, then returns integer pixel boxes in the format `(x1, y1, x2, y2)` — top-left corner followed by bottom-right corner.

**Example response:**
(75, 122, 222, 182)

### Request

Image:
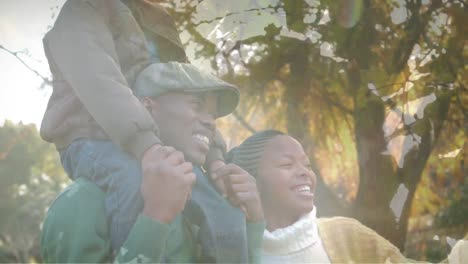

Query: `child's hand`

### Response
(215, 164, 264, 223)
(141, 144, 196, 223)
(208, 160, 227, 197)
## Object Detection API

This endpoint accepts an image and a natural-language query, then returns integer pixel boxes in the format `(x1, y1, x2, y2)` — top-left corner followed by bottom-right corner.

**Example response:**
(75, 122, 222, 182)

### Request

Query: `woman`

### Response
(226, 130, 466, 263)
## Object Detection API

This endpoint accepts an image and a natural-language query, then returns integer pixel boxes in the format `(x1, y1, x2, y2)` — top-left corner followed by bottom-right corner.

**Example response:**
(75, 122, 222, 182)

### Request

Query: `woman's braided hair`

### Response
(226, 130, 285, 178)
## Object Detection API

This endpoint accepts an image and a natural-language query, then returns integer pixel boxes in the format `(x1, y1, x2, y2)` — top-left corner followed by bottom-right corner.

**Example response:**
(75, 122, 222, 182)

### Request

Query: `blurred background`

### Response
(0, 0, 466, 262)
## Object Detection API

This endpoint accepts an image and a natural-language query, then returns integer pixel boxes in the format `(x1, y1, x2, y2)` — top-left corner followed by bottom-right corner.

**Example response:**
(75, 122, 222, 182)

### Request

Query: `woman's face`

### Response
(256, 135, 317, 220)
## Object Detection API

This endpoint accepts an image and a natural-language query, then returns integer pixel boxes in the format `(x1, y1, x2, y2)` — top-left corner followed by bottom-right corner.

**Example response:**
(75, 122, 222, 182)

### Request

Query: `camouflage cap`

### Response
(134, 62, 240, 117)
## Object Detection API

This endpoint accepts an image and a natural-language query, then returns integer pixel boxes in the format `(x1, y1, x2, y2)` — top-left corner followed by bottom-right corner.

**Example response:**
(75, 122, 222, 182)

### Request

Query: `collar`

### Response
(263, 207, 320, 254)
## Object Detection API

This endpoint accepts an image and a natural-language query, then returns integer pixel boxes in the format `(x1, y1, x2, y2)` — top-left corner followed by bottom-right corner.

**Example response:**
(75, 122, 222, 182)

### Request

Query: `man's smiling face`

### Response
(144, 91, 218, 166)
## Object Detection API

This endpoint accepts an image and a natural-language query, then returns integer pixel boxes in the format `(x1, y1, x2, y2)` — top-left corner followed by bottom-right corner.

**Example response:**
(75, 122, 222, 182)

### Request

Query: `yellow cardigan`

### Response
(317, 217, 421, 263)
(262, 215, 466, 263)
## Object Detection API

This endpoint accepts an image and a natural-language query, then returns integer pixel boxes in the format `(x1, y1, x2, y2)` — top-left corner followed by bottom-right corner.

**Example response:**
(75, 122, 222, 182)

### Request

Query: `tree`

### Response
(0, 0, 465, 259)
(0, 121, 68, 262)
(165, 0, 466, 250)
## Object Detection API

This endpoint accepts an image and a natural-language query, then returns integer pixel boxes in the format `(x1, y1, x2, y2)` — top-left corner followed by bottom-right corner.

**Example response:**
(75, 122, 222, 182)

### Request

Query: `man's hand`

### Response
(140, 144, 196, 223)
(215, 164, 264, 222)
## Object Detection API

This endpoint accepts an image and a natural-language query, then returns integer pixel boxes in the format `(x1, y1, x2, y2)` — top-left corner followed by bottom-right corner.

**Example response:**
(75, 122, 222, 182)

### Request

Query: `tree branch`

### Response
(0, 45, 51, 86)
(191, 6, 279, 27)
(319, 90, 353, 115)
(232, 110, 256, 134)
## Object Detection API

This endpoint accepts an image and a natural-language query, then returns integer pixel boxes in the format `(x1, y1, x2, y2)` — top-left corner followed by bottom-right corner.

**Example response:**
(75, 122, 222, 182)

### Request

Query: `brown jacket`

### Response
(40, 0, 226, 160)
(40, 0, 226, 161)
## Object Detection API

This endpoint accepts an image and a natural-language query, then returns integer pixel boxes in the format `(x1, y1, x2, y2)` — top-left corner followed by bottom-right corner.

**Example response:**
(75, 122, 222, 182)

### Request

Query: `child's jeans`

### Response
(59, 138, 143, 252)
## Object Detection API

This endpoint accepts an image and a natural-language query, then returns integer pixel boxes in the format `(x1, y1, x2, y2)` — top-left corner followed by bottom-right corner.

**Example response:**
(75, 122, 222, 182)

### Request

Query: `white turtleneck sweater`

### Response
(262, 207, 330, 263)
(262, 208, 468, 264)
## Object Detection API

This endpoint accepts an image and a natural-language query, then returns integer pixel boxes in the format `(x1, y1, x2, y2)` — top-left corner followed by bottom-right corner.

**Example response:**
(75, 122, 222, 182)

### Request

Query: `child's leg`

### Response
(59, 139, 143, 251)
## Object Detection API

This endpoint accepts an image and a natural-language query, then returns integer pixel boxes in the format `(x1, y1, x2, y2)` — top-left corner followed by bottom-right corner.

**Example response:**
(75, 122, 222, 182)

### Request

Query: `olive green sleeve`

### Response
(40, 179, 173, 263)
(246, 221, 266, 264)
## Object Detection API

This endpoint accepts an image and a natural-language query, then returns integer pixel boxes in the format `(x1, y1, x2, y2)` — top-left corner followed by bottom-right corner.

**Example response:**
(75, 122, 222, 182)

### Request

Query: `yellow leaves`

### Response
(438, 149, 461, 159)
(0, 121, 34, 160)
(264, 79, 286, 107)
(412, 176, 442, 216)
(410, 127, 465, 218)
(310, 107, 359, 201)
(278, 63, 291, 81)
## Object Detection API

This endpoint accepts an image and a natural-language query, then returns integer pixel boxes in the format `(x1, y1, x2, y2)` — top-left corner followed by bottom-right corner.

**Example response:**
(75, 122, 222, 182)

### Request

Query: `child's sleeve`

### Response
(246, 221, 266, 264)
(44, 0, 160, 160)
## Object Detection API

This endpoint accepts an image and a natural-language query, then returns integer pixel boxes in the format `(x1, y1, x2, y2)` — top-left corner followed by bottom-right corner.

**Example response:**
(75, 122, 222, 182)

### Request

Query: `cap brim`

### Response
(180, 84, 239, 117)
(210, 86, 240, 117)
(134, 62, 240, 117)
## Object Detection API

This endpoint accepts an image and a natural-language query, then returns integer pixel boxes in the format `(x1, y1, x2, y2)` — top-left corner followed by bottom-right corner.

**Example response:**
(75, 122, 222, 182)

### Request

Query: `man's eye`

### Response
(279, 163, 292, 168)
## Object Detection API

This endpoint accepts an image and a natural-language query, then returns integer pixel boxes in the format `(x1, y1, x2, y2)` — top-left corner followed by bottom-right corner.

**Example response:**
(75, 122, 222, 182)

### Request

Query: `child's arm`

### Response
(214, 163, 266, 264)
(44, 0, 160, 159)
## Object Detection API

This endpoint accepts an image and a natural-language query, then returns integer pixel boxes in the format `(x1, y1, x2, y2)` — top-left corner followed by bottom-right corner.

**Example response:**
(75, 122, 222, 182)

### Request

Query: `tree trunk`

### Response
(352, 77, 403, 248)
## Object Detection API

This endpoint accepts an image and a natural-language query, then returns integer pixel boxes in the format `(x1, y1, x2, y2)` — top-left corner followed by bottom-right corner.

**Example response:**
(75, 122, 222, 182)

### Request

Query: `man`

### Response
(40, 0, 228, 252)
(40, 62, 265, 263)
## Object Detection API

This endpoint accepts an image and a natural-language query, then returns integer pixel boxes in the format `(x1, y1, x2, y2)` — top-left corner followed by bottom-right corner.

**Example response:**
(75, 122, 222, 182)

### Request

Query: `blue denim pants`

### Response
(59, 139, 143, 251)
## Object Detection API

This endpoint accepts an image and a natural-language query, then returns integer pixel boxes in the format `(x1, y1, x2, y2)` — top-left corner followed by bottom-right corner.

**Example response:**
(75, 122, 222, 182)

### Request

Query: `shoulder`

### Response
(58, 0, 110, 13)
(317, 216, 365, 229)
(316, 216, 380, 239)
(49, 178, 105, 211)
(54, 0, 102, 19)
(316, 217, 406, 263)
(42, 178, 107, 233)
(40, 179, 110, 262)
(45, 0, 112, 36)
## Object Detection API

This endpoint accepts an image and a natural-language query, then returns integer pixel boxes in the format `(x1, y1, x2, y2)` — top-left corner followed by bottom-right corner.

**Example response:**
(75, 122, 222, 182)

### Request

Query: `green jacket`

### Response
(40, 178, 265, 263)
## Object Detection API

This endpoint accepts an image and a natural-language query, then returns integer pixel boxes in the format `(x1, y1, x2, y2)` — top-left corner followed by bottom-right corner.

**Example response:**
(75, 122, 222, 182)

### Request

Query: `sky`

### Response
(0, 0, 288, 127)
(0, 0, 233, 127)
(0, 0, 65, 127)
